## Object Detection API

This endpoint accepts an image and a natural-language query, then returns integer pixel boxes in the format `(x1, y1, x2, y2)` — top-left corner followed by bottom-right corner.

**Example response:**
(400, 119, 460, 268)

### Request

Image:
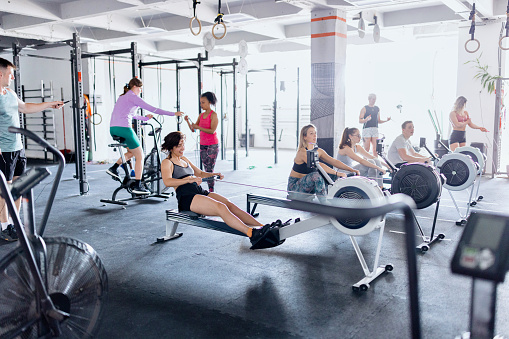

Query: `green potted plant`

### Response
(465, 53, 501, 94)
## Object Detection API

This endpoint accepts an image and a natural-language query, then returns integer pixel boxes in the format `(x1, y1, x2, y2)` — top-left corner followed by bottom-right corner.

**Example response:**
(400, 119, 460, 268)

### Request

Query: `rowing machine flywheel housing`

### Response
(437, 153, 477, 191)
(391, 163, 442, 209)
(328, 177, 385, 236)
(454, 146, 484, 175)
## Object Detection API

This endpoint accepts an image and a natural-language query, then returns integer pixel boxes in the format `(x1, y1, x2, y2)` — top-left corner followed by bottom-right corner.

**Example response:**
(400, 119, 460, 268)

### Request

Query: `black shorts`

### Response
(177, 184, 209, 212)
(450, 130, 466, 144)
(0, 149, 27, 181)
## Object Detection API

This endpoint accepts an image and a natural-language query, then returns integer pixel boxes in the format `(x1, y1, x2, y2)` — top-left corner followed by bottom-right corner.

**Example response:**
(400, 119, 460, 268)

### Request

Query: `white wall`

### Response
(345, 35, 459, 150)
(456, 21, 505, 174)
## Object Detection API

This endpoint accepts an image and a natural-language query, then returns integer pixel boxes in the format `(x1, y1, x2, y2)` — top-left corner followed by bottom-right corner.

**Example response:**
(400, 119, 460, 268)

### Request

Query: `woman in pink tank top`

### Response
(184, 92, 220, 192)
(449, 96, 488, 151)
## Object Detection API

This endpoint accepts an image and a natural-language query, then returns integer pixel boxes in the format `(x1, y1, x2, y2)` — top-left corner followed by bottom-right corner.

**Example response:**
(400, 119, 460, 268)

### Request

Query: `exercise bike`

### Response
(101, 118, 172, 207)
(0, 127, 108, 339)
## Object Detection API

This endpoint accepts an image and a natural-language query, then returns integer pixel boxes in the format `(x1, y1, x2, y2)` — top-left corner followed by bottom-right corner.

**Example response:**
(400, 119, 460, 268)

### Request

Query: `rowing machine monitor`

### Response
(306, 146, 337, 185)
(451, 212, 509, 339)
(419, 138, 438, 162)
(306, 145, 319, 170)
(376, 138, 384, 155)
(451, 212, 509, 282)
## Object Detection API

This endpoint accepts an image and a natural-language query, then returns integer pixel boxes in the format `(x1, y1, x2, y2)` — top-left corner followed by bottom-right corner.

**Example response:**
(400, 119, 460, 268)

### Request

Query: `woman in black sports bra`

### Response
(161, 131, 280, 249)
(288, 124, 359, 198)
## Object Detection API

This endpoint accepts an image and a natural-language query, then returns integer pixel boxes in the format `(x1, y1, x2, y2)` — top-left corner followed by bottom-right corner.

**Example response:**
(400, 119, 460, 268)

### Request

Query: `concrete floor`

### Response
(1, 148, 508, 339)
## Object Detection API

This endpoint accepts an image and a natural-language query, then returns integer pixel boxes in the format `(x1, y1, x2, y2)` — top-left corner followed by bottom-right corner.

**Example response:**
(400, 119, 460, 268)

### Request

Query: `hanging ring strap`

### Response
(465, 5, 480, 53)
(212, 0, 227, 40)
(212, 14, 227, 39)
(499, 4, 509, 50)
(190, 0, 202, 36)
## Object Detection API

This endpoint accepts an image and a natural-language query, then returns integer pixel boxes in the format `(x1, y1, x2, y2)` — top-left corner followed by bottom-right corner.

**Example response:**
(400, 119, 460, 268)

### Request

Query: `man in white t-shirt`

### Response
(387, 121, 430, 167)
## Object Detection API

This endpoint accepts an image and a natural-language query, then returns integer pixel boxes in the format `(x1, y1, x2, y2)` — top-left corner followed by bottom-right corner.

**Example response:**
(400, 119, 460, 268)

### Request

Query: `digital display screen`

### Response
(470, 216, 506, 250)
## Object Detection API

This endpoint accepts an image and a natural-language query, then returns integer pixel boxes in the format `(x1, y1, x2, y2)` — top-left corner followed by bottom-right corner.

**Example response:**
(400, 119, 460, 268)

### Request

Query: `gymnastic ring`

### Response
(189, 16, 202, 36)
(91, 113, 102, 125)
(499, 36, 509, 50)
(464, 38, 480, 53)
(212, 22, 227, 40)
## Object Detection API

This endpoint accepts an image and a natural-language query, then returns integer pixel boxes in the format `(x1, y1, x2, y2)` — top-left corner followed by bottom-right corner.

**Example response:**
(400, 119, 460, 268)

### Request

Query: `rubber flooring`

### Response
(1, 149, 508, 339)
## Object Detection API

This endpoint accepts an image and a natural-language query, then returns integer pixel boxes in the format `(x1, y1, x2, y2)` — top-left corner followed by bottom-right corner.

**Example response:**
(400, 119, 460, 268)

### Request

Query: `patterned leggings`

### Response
(287, 171, 327, 200)
(200, 144, 219, 192)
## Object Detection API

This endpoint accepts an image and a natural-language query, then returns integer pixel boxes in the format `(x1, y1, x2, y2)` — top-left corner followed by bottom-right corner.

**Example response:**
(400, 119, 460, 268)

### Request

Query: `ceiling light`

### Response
(129, 27, 166, 35)
(80, 37, 97, 43)
(345, 0, 392, 6)
(224, 13, 256, 23)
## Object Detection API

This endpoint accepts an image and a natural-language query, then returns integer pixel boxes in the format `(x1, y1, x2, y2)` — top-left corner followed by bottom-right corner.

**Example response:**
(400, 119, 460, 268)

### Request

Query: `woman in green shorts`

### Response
(107, 77, 183, 194)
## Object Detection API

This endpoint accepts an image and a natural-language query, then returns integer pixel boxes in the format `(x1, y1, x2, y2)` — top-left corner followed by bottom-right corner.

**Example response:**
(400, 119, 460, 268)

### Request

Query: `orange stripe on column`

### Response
(311, 16, 346, 22)
(311, 32, 347, 39)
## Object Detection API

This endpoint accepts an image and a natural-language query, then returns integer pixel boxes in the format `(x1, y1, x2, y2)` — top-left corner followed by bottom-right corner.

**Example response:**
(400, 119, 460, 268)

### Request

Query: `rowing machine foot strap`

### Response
(250, 227, 284, 250)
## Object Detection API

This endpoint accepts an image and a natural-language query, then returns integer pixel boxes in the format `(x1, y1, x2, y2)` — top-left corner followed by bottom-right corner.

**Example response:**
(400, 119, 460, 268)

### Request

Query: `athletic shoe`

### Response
(271, 219, 282, 227)
(250, 224, 284, 250)
(250, 224, 271, 248)
(132, 185, 150, 195)
(106, 166, 121, 181)
(1, 224, 18, 242)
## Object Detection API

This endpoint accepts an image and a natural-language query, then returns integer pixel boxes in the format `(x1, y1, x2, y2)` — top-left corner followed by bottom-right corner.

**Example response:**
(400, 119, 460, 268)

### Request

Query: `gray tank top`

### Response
(337, 145, 358, 167)
(171, 160, 194, 179)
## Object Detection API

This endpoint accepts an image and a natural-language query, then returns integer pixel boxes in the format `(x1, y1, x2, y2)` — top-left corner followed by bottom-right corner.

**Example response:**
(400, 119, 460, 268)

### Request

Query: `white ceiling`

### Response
(0, 0, 506, 58)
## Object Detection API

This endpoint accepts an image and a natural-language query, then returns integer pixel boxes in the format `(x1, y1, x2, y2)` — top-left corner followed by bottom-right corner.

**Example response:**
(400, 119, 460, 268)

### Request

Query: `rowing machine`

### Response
(437, 152, 478, 226)
(247, 147, 391, 290)
(421, 138, 483, 224)
(377, 137, 445, 252)
(455, 146, 485, 206)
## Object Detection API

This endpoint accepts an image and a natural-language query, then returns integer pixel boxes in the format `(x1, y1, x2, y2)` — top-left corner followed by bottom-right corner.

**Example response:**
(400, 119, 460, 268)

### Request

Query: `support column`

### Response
(456, 21, 506, 174)
(70, 33, 88, 195)
(310, 9, 347, 158)
(12, 44, 25, 146)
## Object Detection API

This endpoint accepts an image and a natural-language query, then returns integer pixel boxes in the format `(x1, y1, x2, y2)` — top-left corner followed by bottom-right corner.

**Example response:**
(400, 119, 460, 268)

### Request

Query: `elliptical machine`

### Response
(101, 118, 172, 207)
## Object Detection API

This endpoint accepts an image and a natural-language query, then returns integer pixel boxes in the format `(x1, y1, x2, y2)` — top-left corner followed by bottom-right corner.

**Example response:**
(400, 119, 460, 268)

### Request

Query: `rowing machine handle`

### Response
(203, 175, 221, 181)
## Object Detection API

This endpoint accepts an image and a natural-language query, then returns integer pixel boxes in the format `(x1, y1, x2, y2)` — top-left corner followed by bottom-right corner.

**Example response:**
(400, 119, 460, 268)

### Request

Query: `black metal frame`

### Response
(69, 33, 89, 195)
(246, 65, 278, 163)
(139, 52, 208, 156)
(11, 35, 91, 195)
(82, 42, 139, 151)
(203, 60, 238, 169)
